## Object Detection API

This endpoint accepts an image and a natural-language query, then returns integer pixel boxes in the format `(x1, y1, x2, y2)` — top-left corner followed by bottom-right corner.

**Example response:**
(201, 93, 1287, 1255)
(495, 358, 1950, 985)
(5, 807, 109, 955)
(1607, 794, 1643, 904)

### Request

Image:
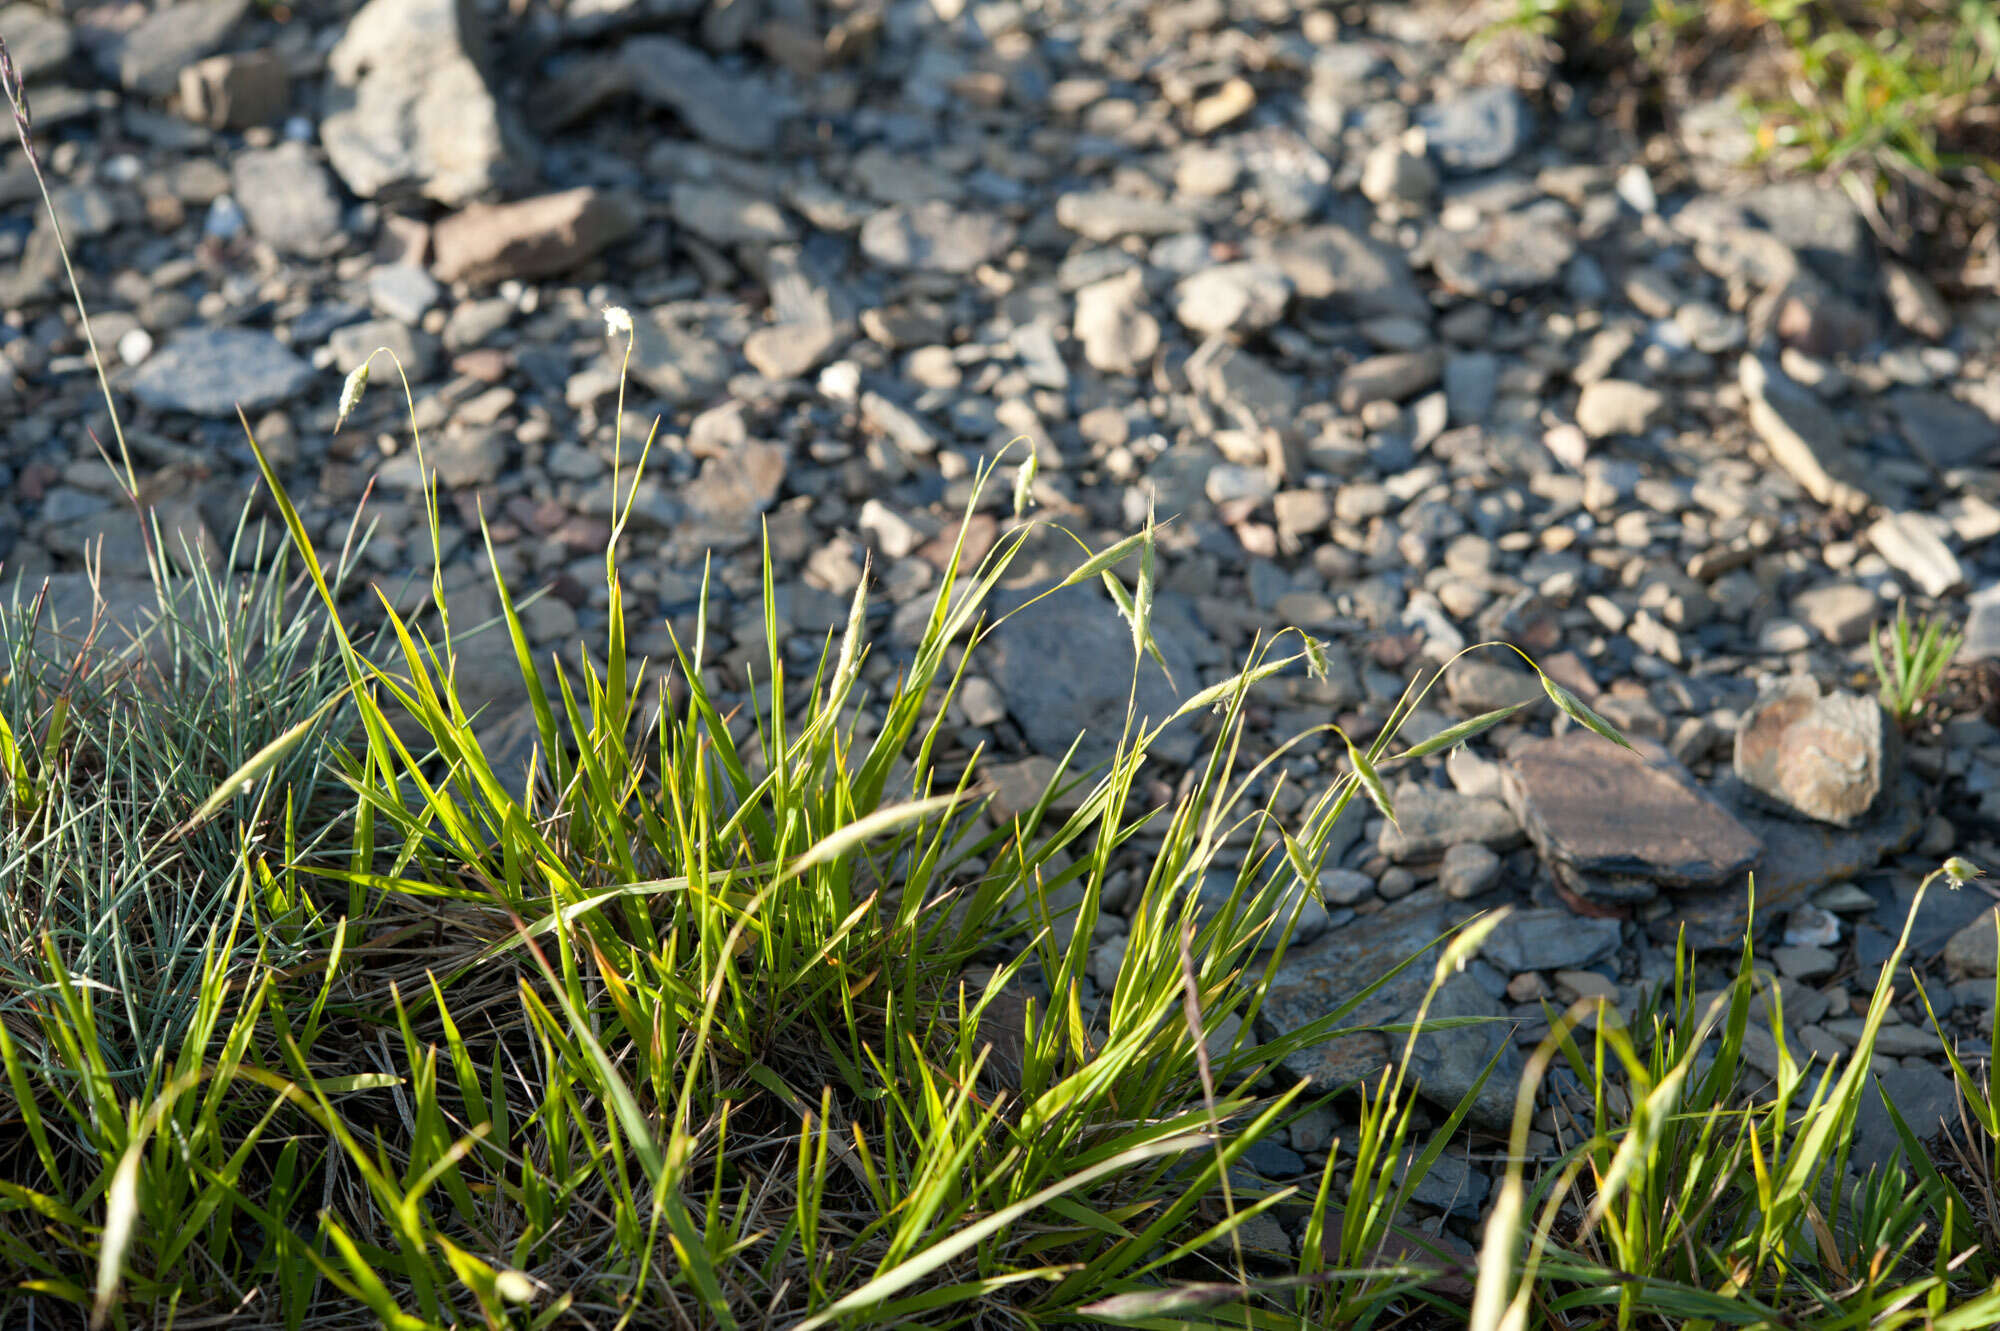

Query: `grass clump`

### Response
(1872, 599, 1963, 728)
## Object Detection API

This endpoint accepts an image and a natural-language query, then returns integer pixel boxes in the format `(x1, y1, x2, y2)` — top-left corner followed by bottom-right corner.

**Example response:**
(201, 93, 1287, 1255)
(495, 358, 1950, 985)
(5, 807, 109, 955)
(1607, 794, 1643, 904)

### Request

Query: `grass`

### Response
(8, 25, 2000, 1331)
(1872, 600, 1963, 728)
(1481, 0, 2000, 270)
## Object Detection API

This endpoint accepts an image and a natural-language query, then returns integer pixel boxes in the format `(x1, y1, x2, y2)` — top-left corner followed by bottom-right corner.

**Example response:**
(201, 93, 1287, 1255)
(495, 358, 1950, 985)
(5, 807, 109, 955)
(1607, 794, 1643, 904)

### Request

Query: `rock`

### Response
(1074, 271, 1160, 375)
(131, 328, 315, 417)
(1968, 584, 2000, 661)
(178, 49, 288, 130)
(231, 144, 344, 259)
(860, 202, 1016, 274)
(1867, 512, 1964, 597)
(1658, 774, 1924, 950)
(0, 573, 160, 667)
(1575, 380, 1666, 439)
(323, 0, 511, 206)
(1185, 337, 1297, 424)
(1482, 909, 1622, 974)
(1854, 1061, 1958, 1167)
(1772, 944, 1837, 980)
(1741, 181, 1872, 289)
(1378, 781, 1521, 862)
(1503, 735, 1760, 893)
(382, 425, 508, 489)
(1733, 682, 1893, 827)
(1882, 260, 1951, 341)
(329, 319, 439, 384)
(1416, 87, 1530, 174)
(625, 305, 740, 404)
(1055, 191, 1200, 242)
(563, 0, 703, 36)
(432, 189, 640, 286)
(621, 35, 788, 154)
(1, 4, 75, 80)
(982, 584, 1201, 767)
(109, 0, 249, 96)
(675, 441, 788, 551)
(1429, 210, 1576, 297)
(1443, 657, 1541, 713)
(1174, 262, 1291, 336)
(1887, 388, 1995, 471)
(1944, 908, 1999, 979)
(744, 321, 843, 381)
(1339, 349, 1443, 411)
(369, 265, 441, 325)
(1262, 888, 1523, 1130)
(1792, 583, 1877, 646)
(1360, 143, 1438, 207)
(1739, 355, 1875, 514)
(1250, 224, 1430, 320)
(671, 183, 793, 247)
(1439, 843, 1503, 899)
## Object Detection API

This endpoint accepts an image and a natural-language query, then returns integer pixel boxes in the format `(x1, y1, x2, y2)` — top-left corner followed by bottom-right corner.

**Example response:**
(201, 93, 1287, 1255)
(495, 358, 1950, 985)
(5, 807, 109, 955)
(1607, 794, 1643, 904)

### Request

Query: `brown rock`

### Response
(432, 188, 640, 286)
(1733, 682, 1893, 826)
(1503, 735, 1760, 889)
(178, 49, 289, 130)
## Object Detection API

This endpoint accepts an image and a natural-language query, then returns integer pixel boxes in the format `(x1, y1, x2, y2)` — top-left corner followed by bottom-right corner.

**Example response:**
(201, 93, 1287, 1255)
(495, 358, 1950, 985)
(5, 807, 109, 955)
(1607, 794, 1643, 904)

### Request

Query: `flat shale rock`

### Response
(1261, 888, 1521, 1131)
(1504, 735, 1760, 888)
(1733, 682, 1894, 826)
(1652, 774, 1925, 950)
(621, 36, 789, 154)
(1739, 355, 1876, 513)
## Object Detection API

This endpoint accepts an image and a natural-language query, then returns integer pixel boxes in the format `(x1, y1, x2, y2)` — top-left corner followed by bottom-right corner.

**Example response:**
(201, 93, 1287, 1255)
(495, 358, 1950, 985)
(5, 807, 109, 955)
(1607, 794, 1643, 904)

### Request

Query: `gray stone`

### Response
(179, 49, 289, 130)
(860, 203, 1016, 274)
(329, 319, 439, 384)
(1439, 843, 1503, 900)
(671, 182, 793, 247)
(1073, 271, 1160, 375)
(1416, 87, 1531, 174)
(1739, 355, 1875, 514)
(369, 265, 441, 325)
(1378, 781, 1521, 862)
(1854, 1061, 1958, 1167)
(1339, 348, 1443, 411)
(1250, 224, 1430, 320)
(982, 583, 1201, 767)
(1792, 583, 1877, 647)
(1430, 210, 1576, 297)
(108, 0, 249, 96)
(1482, 909, 1622, 974)
(131, 328, 315, 417)
(432, 188, 640, 286)
(1174, 262, 1291, 336)
(1055, 191, 1200, 242)
(1360, 143, 1438, 207)
(381, 425, 508, 489)
(1185, 337, 1297, 424)
(1733, 682, 1893, 827)
(231, 144, 344, 259)
(1504, 735, 1760, 890)
(1887, 389, 1995, 471)
(1945, 908, 1999, 979)
(323, 0, 510, 206)
(0, 4, 75, 80)
(622, 35, 788, 154)
(1262, 889, 1524, 1130)
(1882, 260, 1951, 341)
(1575, 380, 1667, 439)
(1867, 512, 1964, 597)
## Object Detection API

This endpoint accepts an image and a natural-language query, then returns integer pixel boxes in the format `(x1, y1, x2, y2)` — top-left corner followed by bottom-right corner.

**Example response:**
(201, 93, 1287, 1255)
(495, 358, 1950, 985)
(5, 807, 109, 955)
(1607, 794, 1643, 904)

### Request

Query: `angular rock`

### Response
(621, 35, 788, 154)
(1945, 908, 1999, 980)
(1482, 909, 1622, 974)
(1867, 512, 1964, 597)
(744, 321, 843, 380)
(1186, 337, 1297, 424)
(1074, 271, 1160, 375)
(1339, 348, 1442, 411)
(109, 0, 249, 96)
(982, 583, 1200, 767)
(131, 328, 315, 417)
(674, 441, 788, 552)
(231, 144, 344, 259)
(432, 189, 640, 286)
(1, 4, 75, 81)
(1504, 735, 1760, 889)
(860, 202, 1015, 274)
(625, 305, 741, 404)
(1174, 262, 1290, 336)
(323, 0, 510, 206)
(179, 49, 288, 130)
(1575, 380, 1667, 439)
(329, 319, 440, 384)
(1733, 682, 1893, 827)
(671, 183, 792, 248)
(1739, 355, 1875, 514)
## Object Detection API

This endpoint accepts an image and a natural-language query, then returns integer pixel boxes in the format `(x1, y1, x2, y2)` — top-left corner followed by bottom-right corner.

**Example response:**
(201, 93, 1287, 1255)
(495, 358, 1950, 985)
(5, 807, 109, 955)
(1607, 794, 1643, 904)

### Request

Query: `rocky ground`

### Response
(5, 0, 2000, 1260)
